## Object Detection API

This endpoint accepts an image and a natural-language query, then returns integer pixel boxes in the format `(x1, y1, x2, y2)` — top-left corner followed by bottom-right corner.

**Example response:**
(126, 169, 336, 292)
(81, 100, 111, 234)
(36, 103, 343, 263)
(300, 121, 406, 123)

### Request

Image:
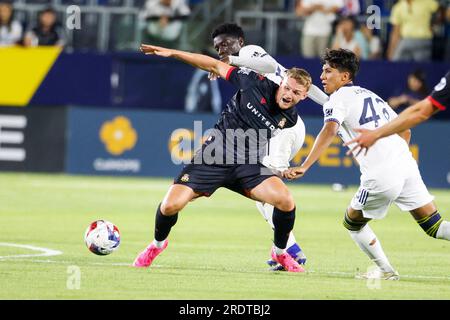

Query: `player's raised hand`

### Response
(140, 44, 173, 57)
(343, 128, 378, 156)
(282, 166, 307, 180)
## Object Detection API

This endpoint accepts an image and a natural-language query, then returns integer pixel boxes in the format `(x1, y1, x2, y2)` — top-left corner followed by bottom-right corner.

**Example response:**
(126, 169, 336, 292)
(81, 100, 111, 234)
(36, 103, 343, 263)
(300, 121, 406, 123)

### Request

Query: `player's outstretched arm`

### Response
(344, 98, 437, 155)
(140, 44, 232, 79)
(307, 84, 329, 106)
(227, 52, 278, 74)
(283, 121, 339, 180)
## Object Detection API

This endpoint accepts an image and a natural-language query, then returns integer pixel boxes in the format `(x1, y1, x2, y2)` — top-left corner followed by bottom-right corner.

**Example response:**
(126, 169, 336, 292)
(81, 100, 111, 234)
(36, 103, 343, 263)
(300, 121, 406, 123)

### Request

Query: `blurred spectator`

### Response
(331, 16, 362, 58)
(341, 0, 360, 16)
(184, 69, 222, 114)
(360, 25, 382, 60)
(431, 1, 449, 61)
(388, 69, 429, 112)
(0, 1, 22, 47)
(387, 0, 439, 62)
(140, 0, 190, 48)
(295, 0, 344, 58)
(23, 8, 66, 47)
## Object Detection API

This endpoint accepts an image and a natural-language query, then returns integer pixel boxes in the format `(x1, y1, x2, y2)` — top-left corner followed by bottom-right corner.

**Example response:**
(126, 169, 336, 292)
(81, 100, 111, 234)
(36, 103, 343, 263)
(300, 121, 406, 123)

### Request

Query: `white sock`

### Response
(349, 225, 395, 273)
(436, 221, 450, 240)
(256, 202, 274, 227)
(152, 239, 166, 248)
(256, 202, 297, 249)
(274, 246, 285, 255)
(287, 232, 297, 248)
(307, 84, 329, 106)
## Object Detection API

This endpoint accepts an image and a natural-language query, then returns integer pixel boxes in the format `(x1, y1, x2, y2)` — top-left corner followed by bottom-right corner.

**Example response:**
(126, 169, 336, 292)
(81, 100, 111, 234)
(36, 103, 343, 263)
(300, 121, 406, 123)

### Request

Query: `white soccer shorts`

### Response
(350, 166, 434, 220)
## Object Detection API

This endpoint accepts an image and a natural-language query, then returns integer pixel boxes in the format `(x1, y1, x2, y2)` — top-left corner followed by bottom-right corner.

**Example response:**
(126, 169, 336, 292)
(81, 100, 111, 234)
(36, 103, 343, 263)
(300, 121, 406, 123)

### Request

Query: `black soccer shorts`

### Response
(173, 162, 276, 198)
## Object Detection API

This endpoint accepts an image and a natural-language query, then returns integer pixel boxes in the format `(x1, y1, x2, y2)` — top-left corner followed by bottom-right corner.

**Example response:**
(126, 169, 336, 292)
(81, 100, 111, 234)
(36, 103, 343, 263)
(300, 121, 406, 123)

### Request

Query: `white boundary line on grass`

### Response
(1, 256, 449, 281)
(0, 242, 63, 259)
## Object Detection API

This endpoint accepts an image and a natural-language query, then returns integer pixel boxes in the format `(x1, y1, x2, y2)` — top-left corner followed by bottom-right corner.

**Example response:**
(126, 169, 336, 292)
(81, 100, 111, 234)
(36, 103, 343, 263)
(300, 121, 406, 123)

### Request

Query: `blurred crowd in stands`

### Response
(0, 0, 449, 62)
(0, 1, 65, 47)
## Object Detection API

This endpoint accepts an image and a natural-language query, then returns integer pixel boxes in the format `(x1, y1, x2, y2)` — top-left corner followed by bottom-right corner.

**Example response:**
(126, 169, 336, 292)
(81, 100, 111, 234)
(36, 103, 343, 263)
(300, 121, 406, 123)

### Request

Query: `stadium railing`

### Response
(234, 10, 390, 56)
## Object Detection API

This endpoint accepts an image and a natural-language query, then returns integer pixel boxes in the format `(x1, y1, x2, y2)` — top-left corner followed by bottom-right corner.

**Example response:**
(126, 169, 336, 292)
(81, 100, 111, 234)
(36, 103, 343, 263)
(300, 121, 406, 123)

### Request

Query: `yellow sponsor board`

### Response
(291, 134, 419, 166)
(0, 46, 62, 106)
(168, 130, 419, 167)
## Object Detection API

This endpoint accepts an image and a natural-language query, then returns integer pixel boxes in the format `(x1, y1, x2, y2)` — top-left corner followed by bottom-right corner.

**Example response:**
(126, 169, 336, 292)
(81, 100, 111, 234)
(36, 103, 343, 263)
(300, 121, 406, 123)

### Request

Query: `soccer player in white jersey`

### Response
(284, 49, 450, 280)
(210, 23, 329, 268)
(344, 71, 450, 154)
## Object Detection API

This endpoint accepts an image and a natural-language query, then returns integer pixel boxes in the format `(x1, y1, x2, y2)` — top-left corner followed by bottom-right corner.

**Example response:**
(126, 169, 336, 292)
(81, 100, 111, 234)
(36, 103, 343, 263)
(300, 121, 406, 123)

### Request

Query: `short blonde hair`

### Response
(285, 68, 312, 91)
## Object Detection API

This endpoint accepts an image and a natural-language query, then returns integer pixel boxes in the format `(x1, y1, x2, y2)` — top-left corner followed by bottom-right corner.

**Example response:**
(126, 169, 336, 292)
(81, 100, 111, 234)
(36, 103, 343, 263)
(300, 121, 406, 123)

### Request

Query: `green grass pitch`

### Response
(0, 172, 449, 299)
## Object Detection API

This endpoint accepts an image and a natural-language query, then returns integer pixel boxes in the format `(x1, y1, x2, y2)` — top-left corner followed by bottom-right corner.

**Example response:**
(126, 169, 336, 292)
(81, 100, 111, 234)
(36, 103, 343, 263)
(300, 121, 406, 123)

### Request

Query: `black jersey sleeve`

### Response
(428, 71, 450, 111)
(225, 67, 265, 91)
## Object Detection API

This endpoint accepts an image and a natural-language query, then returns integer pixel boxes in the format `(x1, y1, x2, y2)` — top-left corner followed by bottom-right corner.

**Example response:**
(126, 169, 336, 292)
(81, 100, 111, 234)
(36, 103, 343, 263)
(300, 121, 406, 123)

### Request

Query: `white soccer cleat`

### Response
(355, 268, 400, 281)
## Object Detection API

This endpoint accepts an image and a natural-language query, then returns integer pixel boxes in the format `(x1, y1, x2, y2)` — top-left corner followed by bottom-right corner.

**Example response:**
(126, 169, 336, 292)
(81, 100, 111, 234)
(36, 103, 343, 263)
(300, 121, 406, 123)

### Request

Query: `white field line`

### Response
(0, 255, 449, 281)
(0, 243, 63, 259)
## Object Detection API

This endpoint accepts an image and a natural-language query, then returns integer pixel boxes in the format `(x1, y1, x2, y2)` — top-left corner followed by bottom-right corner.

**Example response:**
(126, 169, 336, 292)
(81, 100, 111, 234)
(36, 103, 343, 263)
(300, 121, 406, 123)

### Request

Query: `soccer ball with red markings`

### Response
(84, 220, 121, 255)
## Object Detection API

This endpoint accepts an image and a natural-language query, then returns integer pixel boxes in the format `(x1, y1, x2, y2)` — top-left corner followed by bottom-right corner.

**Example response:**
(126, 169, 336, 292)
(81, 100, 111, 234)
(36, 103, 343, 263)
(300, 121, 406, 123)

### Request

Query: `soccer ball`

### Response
(84, 220, 121, 255)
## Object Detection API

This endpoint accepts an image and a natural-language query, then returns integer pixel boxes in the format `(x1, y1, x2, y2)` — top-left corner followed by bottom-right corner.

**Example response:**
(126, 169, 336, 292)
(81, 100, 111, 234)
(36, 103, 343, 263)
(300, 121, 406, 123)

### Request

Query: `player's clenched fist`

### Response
(282, 167, 307, 180)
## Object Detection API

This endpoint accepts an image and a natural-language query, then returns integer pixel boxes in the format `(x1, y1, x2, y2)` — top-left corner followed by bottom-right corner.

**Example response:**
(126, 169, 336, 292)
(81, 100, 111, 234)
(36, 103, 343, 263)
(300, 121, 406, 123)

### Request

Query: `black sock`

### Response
(272, 207, 296, 249)
(154, 204, 178, 241)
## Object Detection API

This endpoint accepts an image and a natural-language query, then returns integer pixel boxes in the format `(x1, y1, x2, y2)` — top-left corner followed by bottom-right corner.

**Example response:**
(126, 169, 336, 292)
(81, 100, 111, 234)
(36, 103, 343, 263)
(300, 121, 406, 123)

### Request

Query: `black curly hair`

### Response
(211, 23, 245, 41)
(321, 48, 360, 81)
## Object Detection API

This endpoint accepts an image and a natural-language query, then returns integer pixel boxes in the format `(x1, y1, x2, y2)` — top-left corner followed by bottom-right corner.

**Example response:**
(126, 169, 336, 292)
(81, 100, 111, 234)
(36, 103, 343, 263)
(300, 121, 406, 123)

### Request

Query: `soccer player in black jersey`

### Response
(133, 43, 311, 272)
(345, 71, 450, 155)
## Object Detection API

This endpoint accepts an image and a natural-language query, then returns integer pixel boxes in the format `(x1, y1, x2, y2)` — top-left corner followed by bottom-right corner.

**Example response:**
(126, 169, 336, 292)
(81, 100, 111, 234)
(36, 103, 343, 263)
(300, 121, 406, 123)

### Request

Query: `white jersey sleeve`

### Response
(262, 116, 305, 171)
(229, 45, 286, 85)
(323, 92, 348, 125)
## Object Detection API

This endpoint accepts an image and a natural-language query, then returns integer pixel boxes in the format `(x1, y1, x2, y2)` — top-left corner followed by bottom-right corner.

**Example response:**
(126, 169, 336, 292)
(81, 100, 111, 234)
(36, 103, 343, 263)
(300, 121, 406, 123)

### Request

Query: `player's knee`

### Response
(273, 192, 295, 212)
(160, 200, 185, 215)
(343, 210, 367, 231)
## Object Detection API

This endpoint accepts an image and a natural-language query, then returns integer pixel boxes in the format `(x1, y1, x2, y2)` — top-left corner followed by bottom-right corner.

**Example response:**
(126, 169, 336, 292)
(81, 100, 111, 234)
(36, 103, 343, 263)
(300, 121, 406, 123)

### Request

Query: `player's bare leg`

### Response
(133, 184, 200, 268)
(250, 177, 304, 272)
(410, 201, 450, 240)
(345, 207, 399, 280)
(160, 184, 200, 215)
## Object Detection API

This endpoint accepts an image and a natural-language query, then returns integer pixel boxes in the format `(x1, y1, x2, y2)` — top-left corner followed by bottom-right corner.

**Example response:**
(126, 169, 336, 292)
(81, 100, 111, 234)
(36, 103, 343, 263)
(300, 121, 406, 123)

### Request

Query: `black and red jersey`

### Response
(198, 67, 299, 164)
(217, 67, 297, 133)
(428, 71, 450, 111)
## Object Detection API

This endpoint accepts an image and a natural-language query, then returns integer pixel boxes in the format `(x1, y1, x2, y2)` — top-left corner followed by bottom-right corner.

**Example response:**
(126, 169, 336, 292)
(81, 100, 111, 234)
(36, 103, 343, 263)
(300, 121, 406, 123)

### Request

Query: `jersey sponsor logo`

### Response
(434, 77, 447, 92)
(246, 102, 276, 131)
(324, 108, 333, 117)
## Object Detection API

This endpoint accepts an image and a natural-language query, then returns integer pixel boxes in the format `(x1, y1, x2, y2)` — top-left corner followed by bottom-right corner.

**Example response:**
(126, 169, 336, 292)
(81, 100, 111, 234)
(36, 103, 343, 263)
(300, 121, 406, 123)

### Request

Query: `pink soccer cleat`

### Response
(133, 240, 168, 268)
(271, 247, 305, 273)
